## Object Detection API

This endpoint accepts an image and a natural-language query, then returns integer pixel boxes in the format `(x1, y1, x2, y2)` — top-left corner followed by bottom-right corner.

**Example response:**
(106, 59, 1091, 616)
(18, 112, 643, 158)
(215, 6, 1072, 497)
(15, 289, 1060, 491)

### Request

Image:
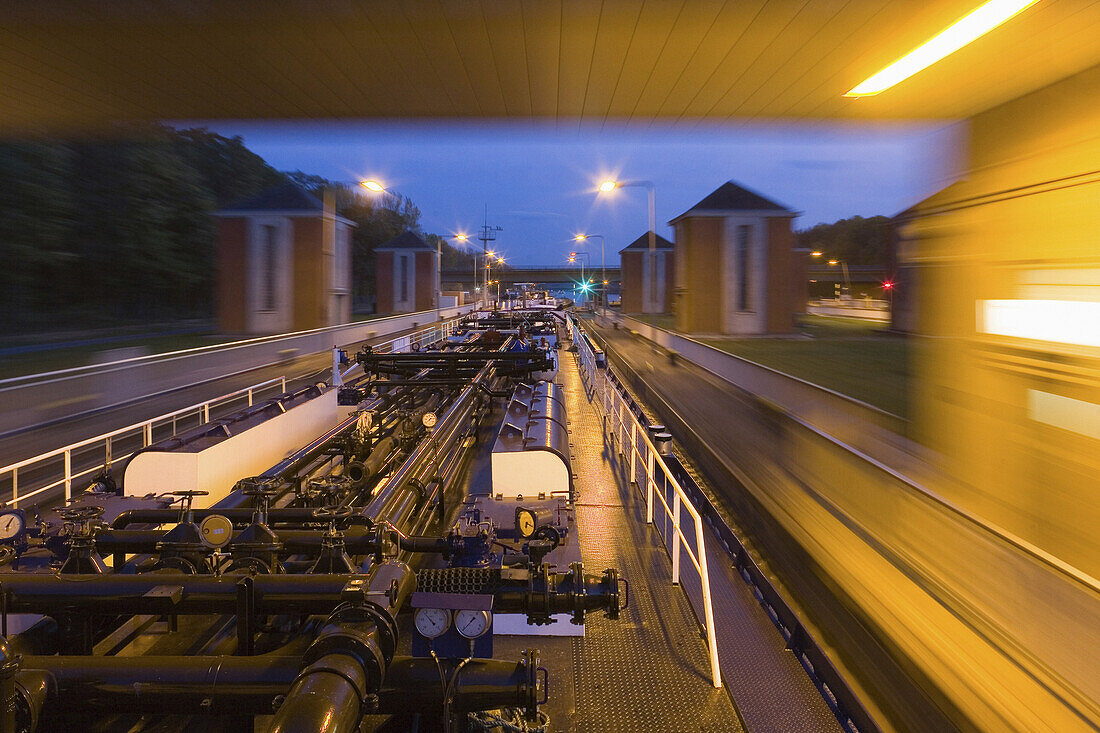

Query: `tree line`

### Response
(794, 215, 893, 267)
(0, 124, 475, 333)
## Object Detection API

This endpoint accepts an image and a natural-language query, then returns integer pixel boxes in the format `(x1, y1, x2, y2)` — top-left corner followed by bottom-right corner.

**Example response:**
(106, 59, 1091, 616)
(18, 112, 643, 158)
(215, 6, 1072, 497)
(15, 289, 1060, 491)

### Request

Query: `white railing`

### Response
(372, 315, 463, 354)
(568, 314, 722, 689)
(0, 376, 286, 508)
(1, 313, 474, 510)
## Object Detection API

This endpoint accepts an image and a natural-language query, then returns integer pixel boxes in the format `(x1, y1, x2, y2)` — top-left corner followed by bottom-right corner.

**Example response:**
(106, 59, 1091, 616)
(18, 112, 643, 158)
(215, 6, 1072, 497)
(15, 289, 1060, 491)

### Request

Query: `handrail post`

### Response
(203, 403, 210, 424)
(672, 492, 681, 584)
(11, 468, 17, 507)
(646, 450, 655, 524)
(247, 387, 253, 406)
(696, 515, 722, 688)
(63, 450, 72, 502)
(142, 423, 152, 447)
(629, 422, 637, 484)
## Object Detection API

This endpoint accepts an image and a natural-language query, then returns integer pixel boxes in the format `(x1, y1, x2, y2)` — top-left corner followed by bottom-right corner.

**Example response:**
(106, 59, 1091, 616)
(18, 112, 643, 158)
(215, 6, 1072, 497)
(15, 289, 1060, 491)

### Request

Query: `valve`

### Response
(309, 505, 356, 574)
(239, 478, 280, 524)
(57, 504, 107, 574)
(162, 490, 209, 525)
(305, 475, 353, 508)
(153, 491, 213, 574)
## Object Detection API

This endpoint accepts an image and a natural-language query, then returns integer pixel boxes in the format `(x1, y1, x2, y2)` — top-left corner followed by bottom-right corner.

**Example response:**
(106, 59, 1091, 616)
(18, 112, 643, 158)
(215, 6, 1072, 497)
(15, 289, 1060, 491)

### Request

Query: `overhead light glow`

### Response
(828, 259, 839, 266)
(455, 234, 468, 241)
(844, 0, 1040, 97)
(575, 234, 587, 241)
(811, 251, 824, 257)
(360, 180, 385, 192)
(598, 180, 617, 193)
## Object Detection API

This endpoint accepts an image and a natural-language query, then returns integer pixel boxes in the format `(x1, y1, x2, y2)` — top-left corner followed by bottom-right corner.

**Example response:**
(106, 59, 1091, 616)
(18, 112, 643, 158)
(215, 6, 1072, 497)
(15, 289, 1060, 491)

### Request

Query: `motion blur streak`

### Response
(891, 60, 1100, 729)
(980, 299, 1100, 347)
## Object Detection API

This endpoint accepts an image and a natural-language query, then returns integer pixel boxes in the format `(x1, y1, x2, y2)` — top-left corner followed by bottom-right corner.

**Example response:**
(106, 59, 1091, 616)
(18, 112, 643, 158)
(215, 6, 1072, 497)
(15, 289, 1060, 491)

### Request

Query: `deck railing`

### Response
(568, 313, 722, 689)
(0, 376, 287, 508)
(1, 312, 473, 510)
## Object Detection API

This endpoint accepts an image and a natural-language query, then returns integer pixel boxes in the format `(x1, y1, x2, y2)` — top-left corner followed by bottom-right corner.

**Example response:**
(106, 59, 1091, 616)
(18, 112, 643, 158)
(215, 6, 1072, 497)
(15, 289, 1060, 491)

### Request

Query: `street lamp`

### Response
(575, 233, 607, 318)
(598, 178, 657, 309)
(569, 250, 591, 307)
(827, 258, 852, 300)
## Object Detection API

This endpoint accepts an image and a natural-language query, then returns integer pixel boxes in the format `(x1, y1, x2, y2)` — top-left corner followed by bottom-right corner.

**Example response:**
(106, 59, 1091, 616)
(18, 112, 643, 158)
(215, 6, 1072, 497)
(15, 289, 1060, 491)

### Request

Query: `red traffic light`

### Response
(883, 281, 894, 290)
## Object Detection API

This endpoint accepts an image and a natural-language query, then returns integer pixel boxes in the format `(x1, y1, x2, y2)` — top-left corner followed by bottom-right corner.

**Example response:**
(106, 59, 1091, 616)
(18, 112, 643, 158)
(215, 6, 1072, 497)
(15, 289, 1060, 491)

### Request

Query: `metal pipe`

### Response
(0, 574, 364, 616)
(268, 561, 414, 733)
(13, 654, 535, 726)
(95, 527, 380, 556)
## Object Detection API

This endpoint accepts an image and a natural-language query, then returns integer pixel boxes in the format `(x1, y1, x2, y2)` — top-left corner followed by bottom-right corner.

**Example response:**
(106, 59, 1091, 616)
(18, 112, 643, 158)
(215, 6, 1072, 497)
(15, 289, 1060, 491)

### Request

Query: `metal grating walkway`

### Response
(558, 348, 744, 732)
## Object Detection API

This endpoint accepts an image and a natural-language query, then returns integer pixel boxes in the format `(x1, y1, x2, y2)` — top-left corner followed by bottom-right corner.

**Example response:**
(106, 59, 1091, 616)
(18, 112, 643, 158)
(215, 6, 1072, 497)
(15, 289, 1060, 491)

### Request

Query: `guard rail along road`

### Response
(0, 305, 475, 438)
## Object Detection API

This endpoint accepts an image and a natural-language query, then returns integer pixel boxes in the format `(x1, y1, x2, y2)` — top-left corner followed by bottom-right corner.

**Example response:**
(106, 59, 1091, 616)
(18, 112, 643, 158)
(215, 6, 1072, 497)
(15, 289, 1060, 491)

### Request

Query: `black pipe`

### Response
(17, 655, 535, 718)
(268, 560, 415, 733)
(110, 507, 355, 529)
(0, 573, 363, 616)
(95, 526, 381, 556)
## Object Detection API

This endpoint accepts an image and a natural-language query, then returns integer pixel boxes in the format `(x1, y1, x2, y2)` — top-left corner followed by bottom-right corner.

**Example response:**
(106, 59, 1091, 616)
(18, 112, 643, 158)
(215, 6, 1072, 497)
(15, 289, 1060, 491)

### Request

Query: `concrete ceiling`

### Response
(3, 0, 1098, 133)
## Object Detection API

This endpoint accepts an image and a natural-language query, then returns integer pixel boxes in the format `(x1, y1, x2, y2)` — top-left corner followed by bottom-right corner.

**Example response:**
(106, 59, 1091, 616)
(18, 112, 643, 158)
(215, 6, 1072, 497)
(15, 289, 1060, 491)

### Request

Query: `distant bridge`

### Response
(807, 264, 887, 283)
(440, 263, 884, 288)
(442, 265, 622, 287)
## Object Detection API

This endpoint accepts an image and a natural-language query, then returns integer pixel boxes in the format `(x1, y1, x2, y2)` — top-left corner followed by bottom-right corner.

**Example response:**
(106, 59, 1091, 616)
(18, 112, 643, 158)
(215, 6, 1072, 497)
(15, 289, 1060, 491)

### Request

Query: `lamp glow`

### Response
(811, 251, 824, 257)
(575, 234, 587, 241)
(598, 180, 617, 193)
(844, 0, 1040, 97)
(359, 180, 385, 192)
(455, 234, 468, 241)
(828, 259, 839, 266)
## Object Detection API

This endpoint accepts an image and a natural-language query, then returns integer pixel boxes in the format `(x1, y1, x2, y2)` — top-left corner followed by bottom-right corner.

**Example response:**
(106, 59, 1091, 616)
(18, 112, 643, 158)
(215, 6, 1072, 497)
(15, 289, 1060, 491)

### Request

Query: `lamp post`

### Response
(568, 250, 591, 307)
(598, 179, 656, 309)
(810, 250, 851, 301)
(828, 258, 852, 300)
(575, 234, 606, 319)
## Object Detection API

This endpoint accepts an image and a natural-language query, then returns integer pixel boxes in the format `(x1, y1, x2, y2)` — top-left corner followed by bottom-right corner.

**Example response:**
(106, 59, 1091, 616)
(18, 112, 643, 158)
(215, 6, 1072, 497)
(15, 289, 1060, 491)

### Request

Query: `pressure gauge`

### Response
(0, 511, 24, 541)
(516, 508, 537, 538)
(454, 609, 492, 639)
(199, 514, 234, 549)
(422, 411, 438, 429)
(414, 608, 451, 639)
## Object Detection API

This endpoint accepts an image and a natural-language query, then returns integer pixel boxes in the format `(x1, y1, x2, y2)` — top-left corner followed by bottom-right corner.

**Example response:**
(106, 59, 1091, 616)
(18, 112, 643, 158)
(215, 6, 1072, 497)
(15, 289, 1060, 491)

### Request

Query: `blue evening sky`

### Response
(206, 120, 961, 265)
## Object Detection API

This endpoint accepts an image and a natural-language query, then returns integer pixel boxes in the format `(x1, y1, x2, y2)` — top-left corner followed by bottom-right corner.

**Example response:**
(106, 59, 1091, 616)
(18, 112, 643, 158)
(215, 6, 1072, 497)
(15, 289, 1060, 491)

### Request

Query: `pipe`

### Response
(0, 636, 19, 733)
(95, 526, 381, 556)
(0, 573, 364, 616)
(267, 653, 365, 733)
(268, 561, 414, 733)
(16, 656, 535, 719)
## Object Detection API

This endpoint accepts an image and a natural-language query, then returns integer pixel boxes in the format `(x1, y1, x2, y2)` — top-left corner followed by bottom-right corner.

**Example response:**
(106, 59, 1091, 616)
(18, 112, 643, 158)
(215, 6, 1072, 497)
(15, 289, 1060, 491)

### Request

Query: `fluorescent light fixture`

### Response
(845, 0, 1040, 97)
(979, 299, 1100, 348)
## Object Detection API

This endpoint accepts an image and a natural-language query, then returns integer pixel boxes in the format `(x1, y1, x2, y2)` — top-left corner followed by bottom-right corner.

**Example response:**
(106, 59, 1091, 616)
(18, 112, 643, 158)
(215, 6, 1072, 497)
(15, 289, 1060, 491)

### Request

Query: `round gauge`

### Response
(0, 512, 24, 541)
(454, 609, 492, 639)
(414, 608, 451, 639)
(421, 411, 438, 429)
(199, 514, 234, 549)
(516, 509, 537, 538)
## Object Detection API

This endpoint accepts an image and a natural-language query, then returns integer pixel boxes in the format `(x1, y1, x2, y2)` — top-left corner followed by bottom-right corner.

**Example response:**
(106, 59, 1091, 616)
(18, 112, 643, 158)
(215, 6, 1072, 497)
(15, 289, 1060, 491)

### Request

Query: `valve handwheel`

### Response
(161, 490, 209, 522)
(58, 505, 105, 524)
